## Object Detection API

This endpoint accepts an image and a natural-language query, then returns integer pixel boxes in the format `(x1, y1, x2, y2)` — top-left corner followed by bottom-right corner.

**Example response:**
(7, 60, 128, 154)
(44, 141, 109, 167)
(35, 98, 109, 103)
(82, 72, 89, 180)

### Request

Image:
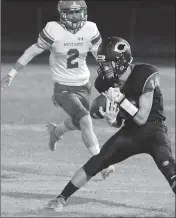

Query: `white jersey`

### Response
(37, 21, 101, 86)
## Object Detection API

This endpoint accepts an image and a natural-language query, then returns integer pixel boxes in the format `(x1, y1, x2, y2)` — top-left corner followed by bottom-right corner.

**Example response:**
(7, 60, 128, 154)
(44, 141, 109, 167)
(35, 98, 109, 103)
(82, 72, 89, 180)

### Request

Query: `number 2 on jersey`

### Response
(67, 49, 79, 69)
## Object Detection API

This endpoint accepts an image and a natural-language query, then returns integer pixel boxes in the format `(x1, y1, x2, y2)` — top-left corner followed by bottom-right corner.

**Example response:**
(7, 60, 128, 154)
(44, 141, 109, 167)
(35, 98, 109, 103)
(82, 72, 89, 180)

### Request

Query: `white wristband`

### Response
(120, 98, 139, 117)
(8, 69, 18, 78)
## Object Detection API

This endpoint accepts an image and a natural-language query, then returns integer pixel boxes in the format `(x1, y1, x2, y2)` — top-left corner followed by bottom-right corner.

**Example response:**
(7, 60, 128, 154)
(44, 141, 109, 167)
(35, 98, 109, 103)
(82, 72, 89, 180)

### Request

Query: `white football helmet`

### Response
(57, 0, 87, 32)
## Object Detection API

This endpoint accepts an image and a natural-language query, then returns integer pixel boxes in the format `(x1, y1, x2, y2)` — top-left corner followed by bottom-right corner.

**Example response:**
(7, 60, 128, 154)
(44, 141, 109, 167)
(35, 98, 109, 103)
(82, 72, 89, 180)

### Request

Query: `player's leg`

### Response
(47, 118, 77, 151)
(51, 115, 101, 150)
(47, 83, 79, 150)
(79, 110, 115, 178)
(70, 126, 150, 192)
(79, 114, 100, 154)
(48, 82, 114, 182)
(83, 127, 144, 177)
(66, 82, 100, 156)
(49, 82, 100, 155)
(78, 112, 115, 178)
(46, 127, 145, 211)
(55, 117, 78, 135)
(48, 81, 96, 149)
(72, 84, 115, 176)
(149, 126, 175, 194)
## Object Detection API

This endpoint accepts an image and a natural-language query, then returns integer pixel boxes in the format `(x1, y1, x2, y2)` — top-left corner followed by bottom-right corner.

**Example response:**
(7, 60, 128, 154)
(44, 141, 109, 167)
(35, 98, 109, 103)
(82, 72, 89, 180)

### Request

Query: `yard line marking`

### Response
(80, 187, 172, 194)
(1, 124, 175, 133)
(1, 124, 46, 131)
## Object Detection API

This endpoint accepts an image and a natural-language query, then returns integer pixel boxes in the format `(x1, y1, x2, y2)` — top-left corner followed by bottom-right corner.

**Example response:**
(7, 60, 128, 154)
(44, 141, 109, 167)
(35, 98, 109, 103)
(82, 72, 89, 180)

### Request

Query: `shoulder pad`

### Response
(131, 63, 159, 94)
(43, 21, 59, 39)
(85, 21, 100, 37)
(37, 22, 57, 49)
(85, 21, 97, 28)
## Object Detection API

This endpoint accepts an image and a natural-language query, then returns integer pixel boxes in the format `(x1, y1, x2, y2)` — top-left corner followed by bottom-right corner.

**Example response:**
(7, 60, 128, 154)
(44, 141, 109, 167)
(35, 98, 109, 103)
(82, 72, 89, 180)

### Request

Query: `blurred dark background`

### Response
(1, 0, 175, 58)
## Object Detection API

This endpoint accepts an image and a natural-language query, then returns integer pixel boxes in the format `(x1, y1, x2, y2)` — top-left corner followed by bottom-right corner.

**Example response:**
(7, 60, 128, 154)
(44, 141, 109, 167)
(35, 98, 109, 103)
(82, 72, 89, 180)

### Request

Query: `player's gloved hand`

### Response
(99, 98, 119, 126)
(1, 75, 13, 91)
(102, 87, 124, 103)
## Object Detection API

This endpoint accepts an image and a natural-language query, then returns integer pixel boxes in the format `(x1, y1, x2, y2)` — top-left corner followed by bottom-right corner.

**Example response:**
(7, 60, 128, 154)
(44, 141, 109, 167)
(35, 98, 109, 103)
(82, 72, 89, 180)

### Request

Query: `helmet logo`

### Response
(114, 42, 128, 53)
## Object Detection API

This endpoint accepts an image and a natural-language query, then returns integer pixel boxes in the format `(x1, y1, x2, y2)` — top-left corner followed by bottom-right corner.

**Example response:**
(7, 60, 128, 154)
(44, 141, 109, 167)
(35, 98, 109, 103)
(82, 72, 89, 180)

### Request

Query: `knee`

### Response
(71, 113, 89, 130)
(161, 160, 170, 167)
(156, 158, 175, 178)
(158, 158, 175, 169)
(83, 154, 110, 177)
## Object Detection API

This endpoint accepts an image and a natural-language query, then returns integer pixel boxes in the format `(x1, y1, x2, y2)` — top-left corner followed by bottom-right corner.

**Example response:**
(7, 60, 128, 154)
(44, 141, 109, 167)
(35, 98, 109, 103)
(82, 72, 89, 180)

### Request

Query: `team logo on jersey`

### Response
(78, 37, 84, 41)
(114, 42, 128, 53)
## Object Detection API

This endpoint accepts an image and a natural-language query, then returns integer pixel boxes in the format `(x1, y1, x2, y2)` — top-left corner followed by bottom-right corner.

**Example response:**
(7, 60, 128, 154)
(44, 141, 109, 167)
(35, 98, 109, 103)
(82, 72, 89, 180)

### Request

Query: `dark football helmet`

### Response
(96, 37, 133, 81)
(57, 0, 87, 32)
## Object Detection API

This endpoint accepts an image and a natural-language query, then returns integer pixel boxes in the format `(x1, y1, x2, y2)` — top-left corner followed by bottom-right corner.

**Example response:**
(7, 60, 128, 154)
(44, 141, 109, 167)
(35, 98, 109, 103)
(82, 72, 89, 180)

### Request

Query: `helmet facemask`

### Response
(58, 1, 87, 33)
(97, 54, 133, 80)
(96, 37, 133, 87)
(113, 54, 133, 78)
(97, 61, 116, 80)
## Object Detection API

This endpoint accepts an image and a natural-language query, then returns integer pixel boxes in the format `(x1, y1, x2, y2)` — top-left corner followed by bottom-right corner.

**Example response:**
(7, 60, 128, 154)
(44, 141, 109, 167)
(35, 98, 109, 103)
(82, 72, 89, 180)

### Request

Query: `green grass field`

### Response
(1, 59, 175, 217)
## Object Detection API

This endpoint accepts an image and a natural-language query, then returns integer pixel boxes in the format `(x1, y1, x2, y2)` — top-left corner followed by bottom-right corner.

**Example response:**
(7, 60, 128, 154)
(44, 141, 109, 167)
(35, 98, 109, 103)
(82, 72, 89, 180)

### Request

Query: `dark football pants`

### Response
(52, 82, 91, 129)
(83, 122, 175, 187)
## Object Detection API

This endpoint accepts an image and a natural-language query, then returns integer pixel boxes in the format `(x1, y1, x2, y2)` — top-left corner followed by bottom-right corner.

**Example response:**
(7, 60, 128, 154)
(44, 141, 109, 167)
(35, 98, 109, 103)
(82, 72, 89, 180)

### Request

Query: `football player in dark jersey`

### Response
(45, 37, 175, 212)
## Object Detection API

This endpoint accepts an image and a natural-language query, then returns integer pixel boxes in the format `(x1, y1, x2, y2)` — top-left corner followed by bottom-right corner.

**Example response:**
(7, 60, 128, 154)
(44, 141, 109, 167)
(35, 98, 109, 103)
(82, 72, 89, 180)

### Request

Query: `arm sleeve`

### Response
(142, 72, 160, 93)
(17, 43, 45, 66)
(37, 22, 55, 50)
(17, 22, 55, 66)
(89, 24, 102, 59)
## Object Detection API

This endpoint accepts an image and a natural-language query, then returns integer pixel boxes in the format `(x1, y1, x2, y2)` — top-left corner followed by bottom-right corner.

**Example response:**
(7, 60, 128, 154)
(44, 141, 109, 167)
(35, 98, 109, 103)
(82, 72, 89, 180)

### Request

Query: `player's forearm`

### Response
(7, 62, 24, 78)
(8, 43, 44, 77)
(90, 41, 102, 59)
(133, 110, 148, 126)
(133, 91, 153, 126)
(118, 98, 146, 126)
(14, 61, 24, 71)
(17, 43, 44, 66)
(119, 98, 150, 126)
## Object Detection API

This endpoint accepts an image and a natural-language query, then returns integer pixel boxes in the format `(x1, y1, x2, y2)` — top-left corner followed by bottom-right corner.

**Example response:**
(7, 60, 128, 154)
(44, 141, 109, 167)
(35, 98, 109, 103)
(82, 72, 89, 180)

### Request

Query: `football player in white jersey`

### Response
(1, 0, 115, 179)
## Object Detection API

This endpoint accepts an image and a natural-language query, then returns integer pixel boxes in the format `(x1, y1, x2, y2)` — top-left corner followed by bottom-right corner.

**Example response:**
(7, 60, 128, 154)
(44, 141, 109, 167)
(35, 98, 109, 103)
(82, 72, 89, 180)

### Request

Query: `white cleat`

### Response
(46, 123, 63, 151)
(101, 165, 115, 179)
(46, 197, 66, 212)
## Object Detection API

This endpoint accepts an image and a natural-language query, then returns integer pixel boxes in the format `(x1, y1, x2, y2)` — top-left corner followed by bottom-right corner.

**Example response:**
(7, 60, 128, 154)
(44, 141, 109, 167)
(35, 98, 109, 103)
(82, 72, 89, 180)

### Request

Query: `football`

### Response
(90, 94, 106, 119)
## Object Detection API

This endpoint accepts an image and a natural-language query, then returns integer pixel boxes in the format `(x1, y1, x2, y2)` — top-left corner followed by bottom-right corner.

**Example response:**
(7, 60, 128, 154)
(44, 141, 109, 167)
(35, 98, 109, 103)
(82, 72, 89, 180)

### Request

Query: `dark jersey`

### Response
(94, 63, 166, 125)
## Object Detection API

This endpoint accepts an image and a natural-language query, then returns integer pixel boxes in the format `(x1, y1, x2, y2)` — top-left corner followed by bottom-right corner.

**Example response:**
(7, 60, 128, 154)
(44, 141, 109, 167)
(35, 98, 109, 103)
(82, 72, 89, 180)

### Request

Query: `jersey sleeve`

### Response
(89, 24, 102, 58)
(36, 22, 55, 50)
(142, 71, 160, 93)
